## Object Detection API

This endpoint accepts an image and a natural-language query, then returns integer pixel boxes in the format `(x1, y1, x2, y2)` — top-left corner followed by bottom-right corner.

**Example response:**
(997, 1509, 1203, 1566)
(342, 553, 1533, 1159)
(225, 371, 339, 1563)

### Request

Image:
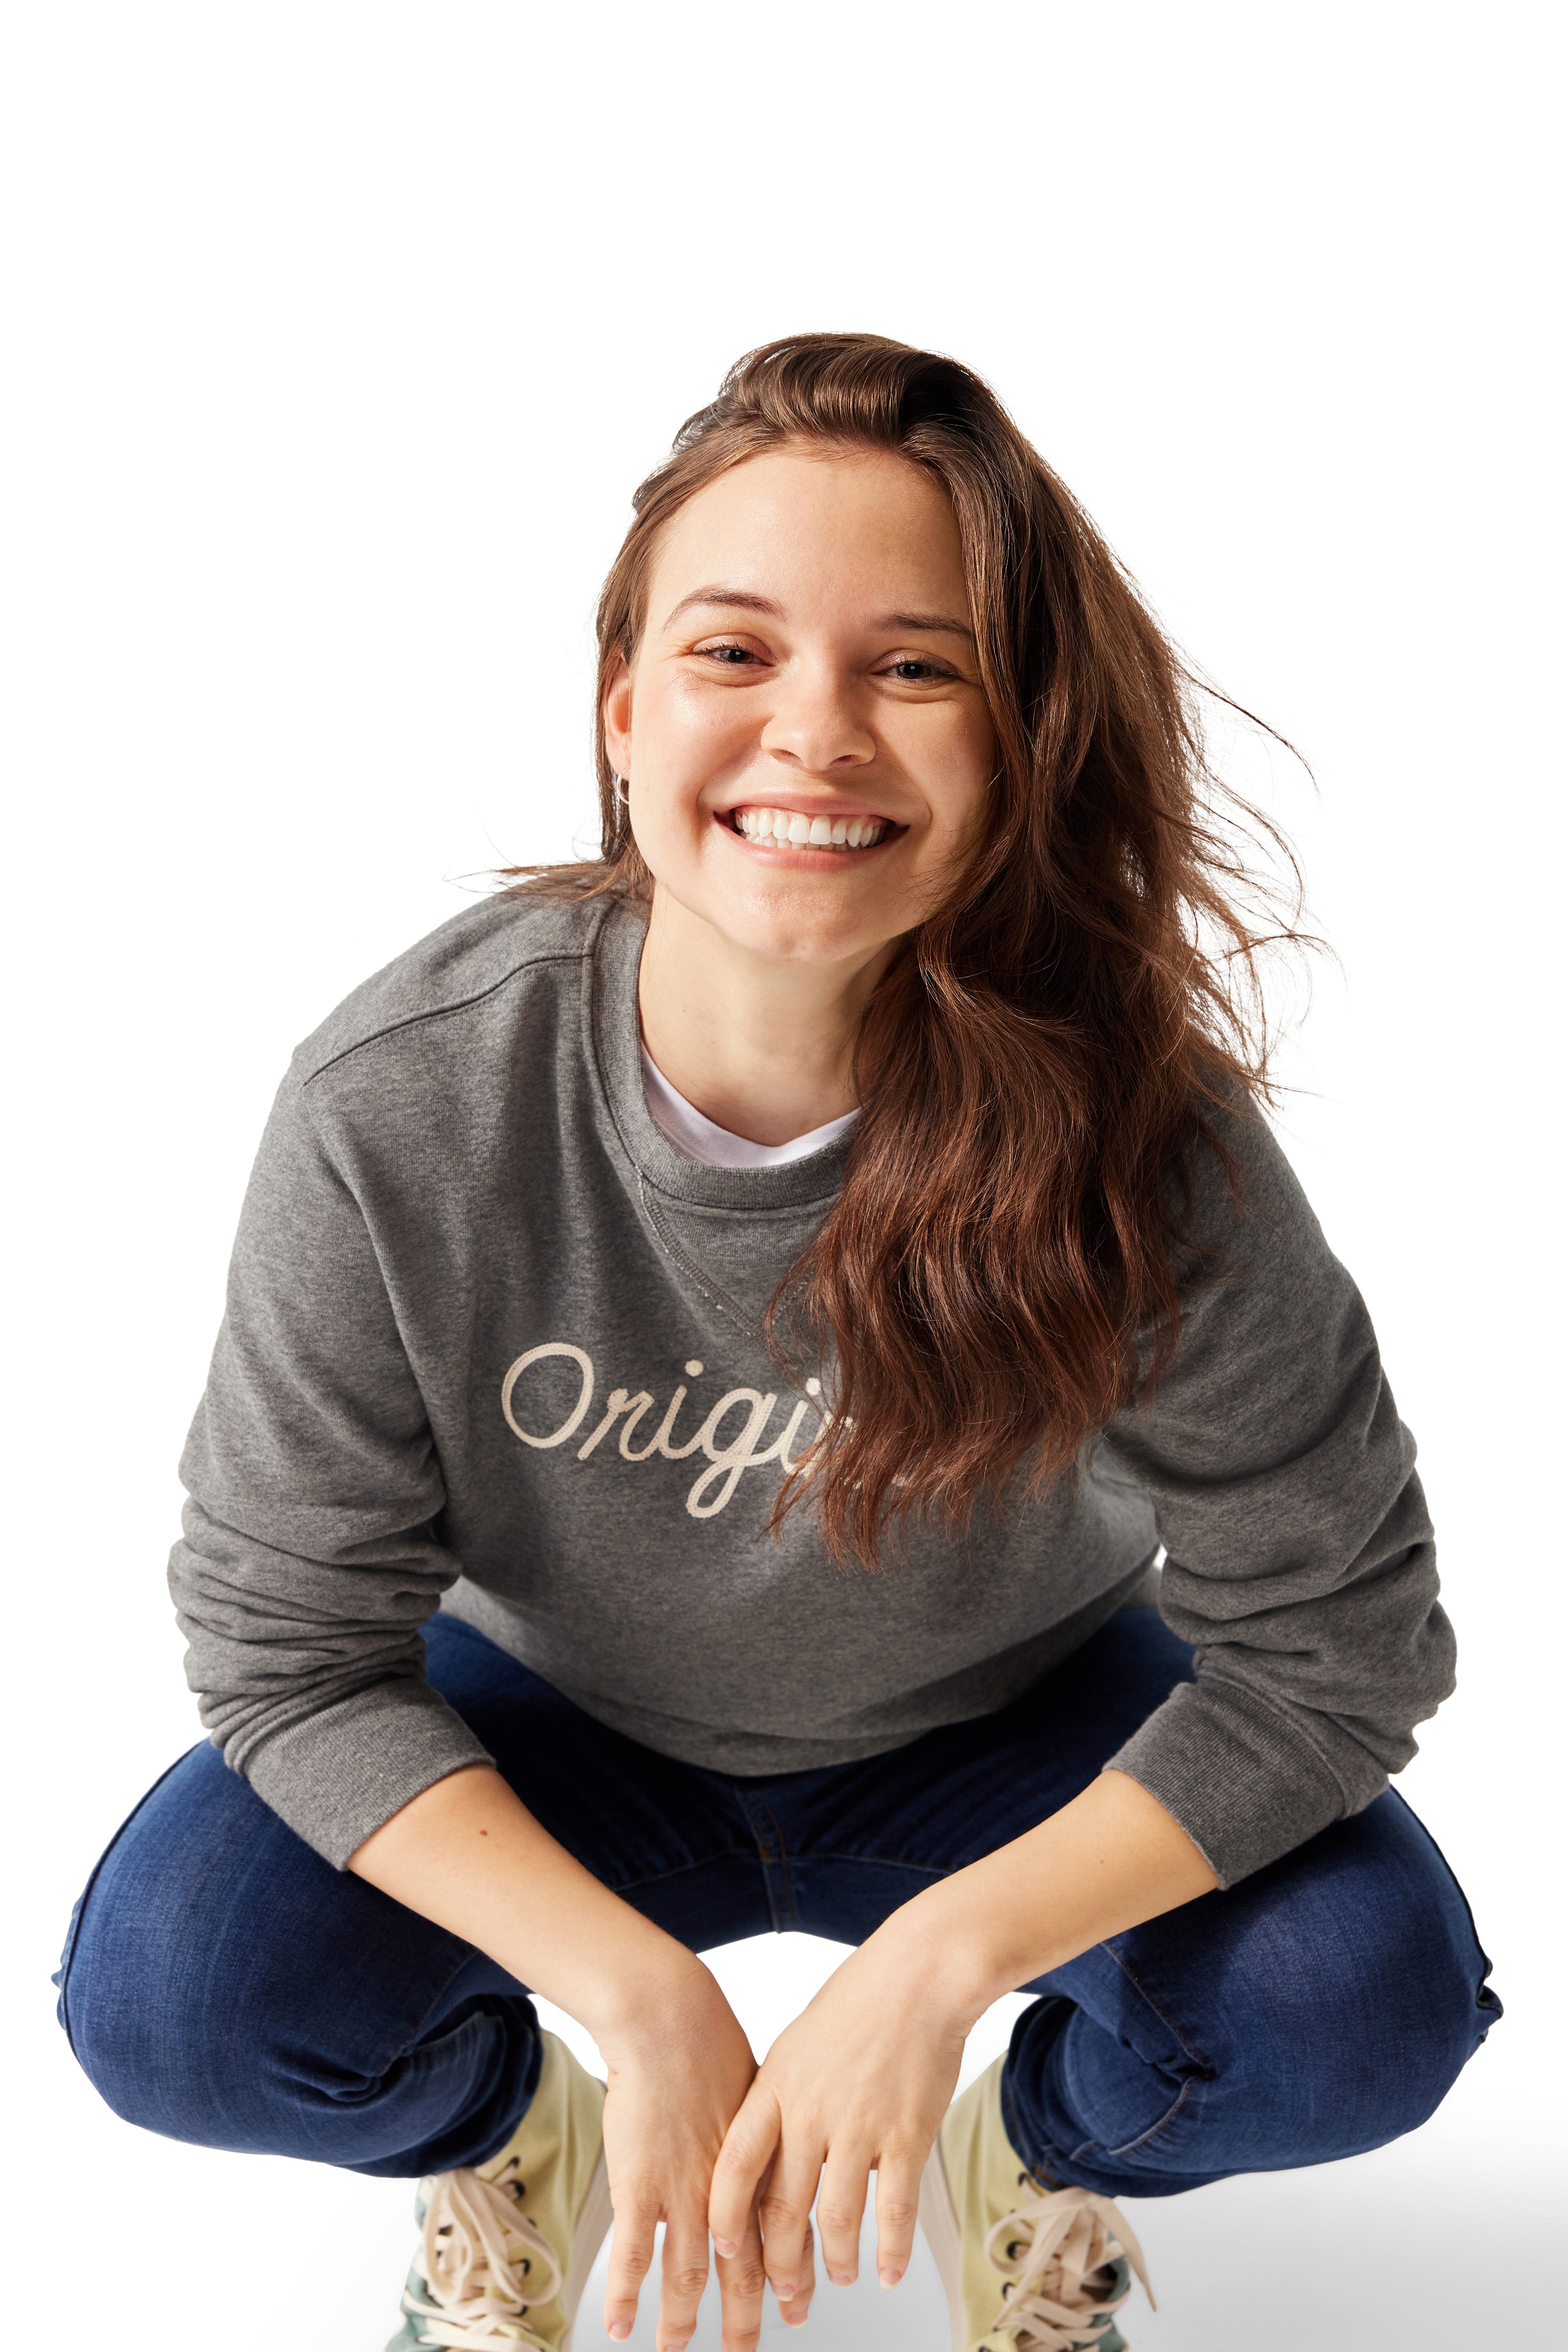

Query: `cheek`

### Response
(627, 692, 738, 874)
(636, 674, 751, 780)
(913, 710, 995, 840)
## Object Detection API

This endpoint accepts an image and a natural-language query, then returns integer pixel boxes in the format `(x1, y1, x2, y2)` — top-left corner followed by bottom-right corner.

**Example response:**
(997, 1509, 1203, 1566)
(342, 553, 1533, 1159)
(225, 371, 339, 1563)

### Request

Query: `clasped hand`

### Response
(599, 1919, 972, 2352)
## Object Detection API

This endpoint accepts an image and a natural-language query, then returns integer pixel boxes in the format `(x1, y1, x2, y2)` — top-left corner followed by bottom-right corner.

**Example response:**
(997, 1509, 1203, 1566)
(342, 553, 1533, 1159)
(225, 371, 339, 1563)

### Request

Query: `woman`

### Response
(56, 334, 1498, 2352)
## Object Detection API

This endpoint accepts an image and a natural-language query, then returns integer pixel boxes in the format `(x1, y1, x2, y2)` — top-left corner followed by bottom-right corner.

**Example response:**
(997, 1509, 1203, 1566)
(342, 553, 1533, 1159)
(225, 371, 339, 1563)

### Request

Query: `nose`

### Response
(758, 659, 875, 772)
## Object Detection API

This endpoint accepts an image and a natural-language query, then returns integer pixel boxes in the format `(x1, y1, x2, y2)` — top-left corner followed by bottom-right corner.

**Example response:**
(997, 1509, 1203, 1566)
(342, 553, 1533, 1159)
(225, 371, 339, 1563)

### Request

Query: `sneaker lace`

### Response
(980, 2180, 1154, 2351)
(400, 2156, 566, 2350)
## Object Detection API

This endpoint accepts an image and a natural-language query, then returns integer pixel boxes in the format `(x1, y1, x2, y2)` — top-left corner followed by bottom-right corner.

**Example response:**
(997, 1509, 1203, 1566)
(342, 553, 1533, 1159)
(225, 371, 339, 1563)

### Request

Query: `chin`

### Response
(715, 900, 890, 969)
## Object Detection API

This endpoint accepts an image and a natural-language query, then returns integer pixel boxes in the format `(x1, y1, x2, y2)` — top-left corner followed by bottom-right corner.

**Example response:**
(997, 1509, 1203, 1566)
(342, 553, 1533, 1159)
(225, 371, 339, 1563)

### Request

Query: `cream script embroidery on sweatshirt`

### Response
(501, 1341, 828, 1518)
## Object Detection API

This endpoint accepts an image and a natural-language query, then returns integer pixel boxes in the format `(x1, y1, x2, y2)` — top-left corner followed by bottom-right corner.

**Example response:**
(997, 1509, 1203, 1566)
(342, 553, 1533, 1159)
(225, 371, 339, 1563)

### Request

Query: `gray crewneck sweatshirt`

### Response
(170, 891, 1455, 1884)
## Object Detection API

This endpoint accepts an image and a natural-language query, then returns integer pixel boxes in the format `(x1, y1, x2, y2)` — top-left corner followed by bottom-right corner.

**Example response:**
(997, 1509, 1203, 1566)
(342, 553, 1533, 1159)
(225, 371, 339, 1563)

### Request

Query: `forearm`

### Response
(708, 1772, 1216, 2298)
(348, 1762, 708, 2053)
(874, 1768, 1218, 2025)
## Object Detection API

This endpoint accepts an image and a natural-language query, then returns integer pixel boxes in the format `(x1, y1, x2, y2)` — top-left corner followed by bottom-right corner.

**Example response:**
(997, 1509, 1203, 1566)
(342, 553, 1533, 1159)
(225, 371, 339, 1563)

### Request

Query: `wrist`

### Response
(583, 1939, 729, 2068)
(862, 1887, 1014, 2036)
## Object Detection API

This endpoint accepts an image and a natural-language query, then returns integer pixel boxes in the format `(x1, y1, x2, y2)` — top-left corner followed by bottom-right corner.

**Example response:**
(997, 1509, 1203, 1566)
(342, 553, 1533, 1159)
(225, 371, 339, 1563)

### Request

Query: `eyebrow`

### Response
(879, 609, 977, 644)
(661, 587, 783, 629)
(660, 585, 976, 643)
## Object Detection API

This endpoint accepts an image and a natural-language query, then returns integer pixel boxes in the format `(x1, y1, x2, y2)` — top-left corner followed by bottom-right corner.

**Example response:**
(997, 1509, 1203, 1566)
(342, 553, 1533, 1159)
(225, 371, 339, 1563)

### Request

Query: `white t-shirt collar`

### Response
(640, 1047, 858, 1170)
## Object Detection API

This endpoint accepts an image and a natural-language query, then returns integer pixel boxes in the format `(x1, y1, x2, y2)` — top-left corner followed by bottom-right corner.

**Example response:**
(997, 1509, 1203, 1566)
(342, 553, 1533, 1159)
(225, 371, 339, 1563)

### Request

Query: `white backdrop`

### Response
(4, 5, 1562, 2346)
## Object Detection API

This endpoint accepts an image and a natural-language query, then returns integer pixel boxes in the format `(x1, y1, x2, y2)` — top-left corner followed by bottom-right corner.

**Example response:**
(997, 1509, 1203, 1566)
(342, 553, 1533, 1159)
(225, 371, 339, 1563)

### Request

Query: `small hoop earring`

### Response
(614, 773, 631, 806)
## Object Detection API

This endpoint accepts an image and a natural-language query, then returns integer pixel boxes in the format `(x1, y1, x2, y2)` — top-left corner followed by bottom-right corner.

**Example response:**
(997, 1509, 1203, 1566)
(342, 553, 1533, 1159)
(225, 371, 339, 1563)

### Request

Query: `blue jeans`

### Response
(56, 1610, 1500, 2198)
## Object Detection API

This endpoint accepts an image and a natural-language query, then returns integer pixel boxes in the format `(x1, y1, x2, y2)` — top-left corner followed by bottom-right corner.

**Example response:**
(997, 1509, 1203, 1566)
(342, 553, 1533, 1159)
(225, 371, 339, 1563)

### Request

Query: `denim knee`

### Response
(1290, 1827, 1501, 2145)
(1002, 1791, 1500, 2197)
(55, 1740, 541, 2172)
(53, 1751, 317, 2148)
(1175, 1796, 1500, 2164)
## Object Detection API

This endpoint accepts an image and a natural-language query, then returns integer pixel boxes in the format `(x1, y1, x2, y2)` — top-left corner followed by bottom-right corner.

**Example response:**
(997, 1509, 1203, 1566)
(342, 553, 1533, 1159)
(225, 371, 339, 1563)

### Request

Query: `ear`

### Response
(602, 653, 633, 779)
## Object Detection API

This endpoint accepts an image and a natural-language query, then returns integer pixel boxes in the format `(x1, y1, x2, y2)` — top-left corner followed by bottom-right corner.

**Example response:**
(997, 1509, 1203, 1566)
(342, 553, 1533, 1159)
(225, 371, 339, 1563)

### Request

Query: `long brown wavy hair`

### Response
(506, 332, 1304, 1563)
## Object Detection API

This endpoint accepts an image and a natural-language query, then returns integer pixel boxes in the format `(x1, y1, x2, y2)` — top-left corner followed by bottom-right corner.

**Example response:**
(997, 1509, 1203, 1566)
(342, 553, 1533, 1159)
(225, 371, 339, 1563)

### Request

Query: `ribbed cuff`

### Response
(239, 1677, 495, 1869)
(1105, 1675, 1354, 1886)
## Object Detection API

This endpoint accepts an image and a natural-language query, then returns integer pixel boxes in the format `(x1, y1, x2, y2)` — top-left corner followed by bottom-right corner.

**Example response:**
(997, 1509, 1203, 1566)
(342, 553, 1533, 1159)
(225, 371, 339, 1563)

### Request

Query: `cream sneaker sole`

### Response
(918, 2131, 972, 2352)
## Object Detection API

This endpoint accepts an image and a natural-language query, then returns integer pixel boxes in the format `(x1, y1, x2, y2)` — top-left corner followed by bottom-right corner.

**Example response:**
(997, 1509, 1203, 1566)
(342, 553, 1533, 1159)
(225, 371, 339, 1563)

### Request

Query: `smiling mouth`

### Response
(729, 805, 894, 852)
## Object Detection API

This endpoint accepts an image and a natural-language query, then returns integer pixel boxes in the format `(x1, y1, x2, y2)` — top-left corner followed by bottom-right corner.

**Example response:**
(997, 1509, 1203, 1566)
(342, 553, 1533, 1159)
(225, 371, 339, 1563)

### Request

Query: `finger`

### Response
(874, 2152, 925, 2289)
(813, 2143, 873, 2287)
(657, 2216, 712, 2352)
(758, 2138, 825, 2307)
(713, 2207, 767, 2352)
(602, 2189, 660, 2345)
(709, 2083, 782, 2256)
(777, 2216, 817, 2331)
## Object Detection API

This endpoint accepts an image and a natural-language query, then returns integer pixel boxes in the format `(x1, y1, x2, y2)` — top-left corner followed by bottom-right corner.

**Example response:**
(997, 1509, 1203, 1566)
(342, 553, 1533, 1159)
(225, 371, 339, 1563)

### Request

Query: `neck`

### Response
(637, 886, 893, 1146)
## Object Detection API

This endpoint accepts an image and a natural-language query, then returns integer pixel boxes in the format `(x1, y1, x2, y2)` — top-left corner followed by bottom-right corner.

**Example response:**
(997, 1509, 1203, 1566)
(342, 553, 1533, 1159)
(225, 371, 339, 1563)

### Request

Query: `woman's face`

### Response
(603, 444, 997, 973)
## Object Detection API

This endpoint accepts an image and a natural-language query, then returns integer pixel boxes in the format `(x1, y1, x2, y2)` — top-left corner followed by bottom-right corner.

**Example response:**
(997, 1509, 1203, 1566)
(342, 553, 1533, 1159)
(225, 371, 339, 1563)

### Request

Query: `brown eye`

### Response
(890, 659, 937, 681)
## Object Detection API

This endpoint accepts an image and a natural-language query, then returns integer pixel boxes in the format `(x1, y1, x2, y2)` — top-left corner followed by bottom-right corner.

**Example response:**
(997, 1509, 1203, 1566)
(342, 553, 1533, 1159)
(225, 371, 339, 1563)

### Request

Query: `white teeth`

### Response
(732, 806, 889, 850)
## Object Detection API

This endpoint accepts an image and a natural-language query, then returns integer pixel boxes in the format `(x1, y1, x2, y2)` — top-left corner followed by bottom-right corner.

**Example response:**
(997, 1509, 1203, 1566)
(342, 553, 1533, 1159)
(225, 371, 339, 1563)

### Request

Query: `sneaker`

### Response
(919, 2057, 1153, 2351)
(386, 2030, 613, 2350)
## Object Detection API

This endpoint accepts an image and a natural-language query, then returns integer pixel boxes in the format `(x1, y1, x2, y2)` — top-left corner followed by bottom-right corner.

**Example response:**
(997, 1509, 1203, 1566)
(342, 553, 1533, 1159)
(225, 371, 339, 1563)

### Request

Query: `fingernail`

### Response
(770, 2278, 797, 2300)
(608, 2327, 630, 2343)
(827, 2268, 855, 2286)
(713, 2235, 739, 2256)
(880, 2265, 903, 2288)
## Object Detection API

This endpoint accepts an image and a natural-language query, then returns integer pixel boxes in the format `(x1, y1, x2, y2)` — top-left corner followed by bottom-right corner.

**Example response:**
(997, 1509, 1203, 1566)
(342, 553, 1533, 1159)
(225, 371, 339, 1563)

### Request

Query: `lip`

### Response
(713, 808, 904, 860)
(716, 792, 903, 826)
(713, 795, 907, 863)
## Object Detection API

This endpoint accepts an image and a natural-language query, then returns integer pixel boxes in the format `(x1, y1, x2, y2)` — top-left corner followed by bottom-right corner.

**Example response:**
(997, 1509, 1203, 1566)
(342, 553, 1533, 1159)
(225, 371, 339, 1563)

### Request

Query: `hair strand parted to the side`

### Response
(501, 331, 1311, 1564)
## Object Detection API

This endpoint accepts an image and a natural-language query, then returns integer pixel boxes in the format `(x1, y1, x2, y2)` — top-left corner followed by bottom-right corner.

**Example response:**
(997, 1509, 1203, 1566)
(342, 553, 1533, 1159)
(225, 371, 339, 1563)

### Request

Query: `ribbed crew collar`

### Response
(586, 896, 854, 1212)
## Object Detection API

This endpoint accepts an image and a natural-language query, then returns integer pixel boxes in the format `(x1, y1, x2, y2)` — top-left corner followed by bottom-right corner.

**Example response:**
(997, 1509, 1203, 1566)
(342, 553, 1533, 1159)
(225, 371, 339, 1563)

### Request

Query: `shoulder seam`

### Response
(300, 948, 588, 1089)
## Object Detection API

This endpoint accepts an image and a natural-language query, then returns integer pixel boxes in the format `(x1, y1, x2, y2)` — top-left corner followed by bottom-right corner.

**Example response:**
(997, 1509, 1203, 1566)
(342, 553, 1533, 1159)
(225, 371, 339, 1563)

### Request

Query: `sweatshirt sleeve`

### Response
(1098, 1103, 1455, 1886)
(168, 1062, 492, 1868)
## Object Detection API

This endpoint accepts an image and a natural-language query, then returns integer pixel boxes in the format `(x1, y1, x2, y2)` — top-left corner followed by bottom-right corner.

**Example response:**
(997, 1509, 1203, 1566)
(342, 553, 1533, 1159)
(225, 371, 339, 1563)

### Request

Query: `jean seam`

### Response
(1002, 2065, 1076, 2192)
(1099, 1938, 1216, 2077)
(1091, 2070, 1198, 2161)
(746, 1845, 950, 1882)
(602, 1845, 761, 1897)
(385, 1946, 511, 2070)
(1381, 1788, 1500, 2006)
(611, 1845, 945, 1894)
(1004, 1954, 1208, 2181)
(765, 1805, 798, 1930)
(729, 1788, 795, 1930)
